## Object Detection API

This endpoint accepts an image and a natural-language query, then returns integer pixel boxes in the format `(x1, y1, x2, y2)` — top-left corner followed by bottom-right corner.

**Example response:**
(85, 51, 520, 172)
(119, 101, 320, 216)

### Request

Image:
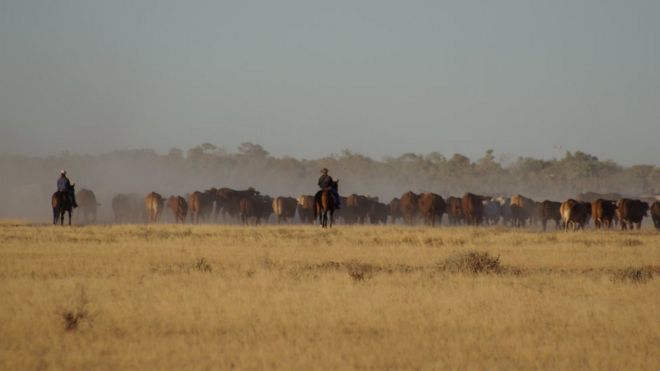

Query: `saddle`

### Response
(315, 189, 337, 204)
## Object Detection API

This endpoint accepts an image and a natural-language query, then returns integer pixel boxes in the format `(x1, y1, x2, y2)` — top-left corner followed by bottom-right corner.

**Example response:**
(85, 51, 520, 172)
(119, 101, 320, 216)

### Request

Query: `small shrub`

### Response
(193, 257, 212, 273)
(59, 288, 93, 331)
(348, 270, 365, 281)
(611, 267, 653, 284)
(441, 251, 502, 274)
(621, 239, 643, 247)
(346, 261, 376, 281)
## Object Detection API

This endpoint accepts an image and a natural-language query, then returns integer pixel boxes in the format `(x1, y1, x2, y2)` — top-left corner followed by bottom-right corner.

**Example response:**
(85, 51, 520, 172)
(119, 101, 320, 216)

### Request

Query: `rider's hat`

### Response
(320, 168, 328, 174)
(60, 170, 67, 175)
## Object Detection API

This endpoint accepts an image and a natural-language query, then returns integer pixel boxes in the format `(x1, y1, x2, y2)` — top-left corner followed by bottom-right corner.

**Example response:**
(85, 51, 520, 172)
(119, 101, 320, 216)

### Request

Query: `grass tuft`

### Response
(441, 251, 502, 274)
(58, 288, 93, 331)
(611, 267, 654, 284)
(193, 257, 212, 273)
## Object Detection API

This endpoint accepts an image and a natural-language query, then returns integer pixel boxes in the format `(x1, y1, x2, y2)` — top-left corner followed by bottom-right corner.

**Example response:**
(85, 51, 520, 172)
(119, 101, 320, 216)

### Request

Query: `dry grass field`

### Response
(1, 221, 659, 370)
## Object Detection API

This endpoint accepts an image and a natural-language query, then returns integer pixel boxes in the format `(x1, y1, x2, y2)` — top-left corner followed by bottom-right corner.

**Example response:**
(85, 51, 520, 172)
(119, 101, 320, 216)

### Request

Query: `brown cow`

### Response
(497, 197, 512, 226)
(399, 191, 420, 225)
(240, 194, 272, 225)
(335, 196, 354, 224)
(591, 199, 617, 229)
(189, 190, 215, 224)
(462, 193, 489, 226)
(76, 188, 100, 224)
(239, 196, 256, 225)
(297, 195, 315, 224)
(482, 200, 502, 225)
(540, 200, 562, 231)
(616, 199, 649, 230)
(560, 199, 591, 231)
(167, 195, 188, 224)
(343, 194, 369, 224)
(272, 196, 297, 224)
(510, 195, 535, 227)
(446, 196, 463, 225)
(418, 193, 446, 227)
(388, 198, 402, 224)
(216, 187, 260, 222)
(256, 195, 273, 224)
(144, 192, 165, 223)
(368, 198, 388, 225)
(651, 201, 660, 230)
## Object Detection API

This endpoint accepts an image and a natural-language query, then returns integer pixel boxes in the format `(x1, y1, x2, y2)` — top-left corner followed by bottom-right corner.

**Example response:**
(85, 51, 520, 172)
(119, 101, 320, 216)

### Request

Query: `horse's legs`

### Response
(68, 211, 72, 225)
(329, 210, 334, 228)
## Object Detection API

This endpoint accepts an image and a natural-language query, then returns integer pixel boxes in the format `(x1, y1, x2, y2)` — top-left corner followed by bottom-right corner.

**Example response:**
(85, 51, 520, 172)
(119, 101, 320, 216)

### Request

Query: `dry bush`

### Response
(611, 267, 654, 284)
(345, 261, 376, 282)
(441, 251, 503, 274)
(58, 288, 93, 331)
(193, 257, 212, 273)
(621, 239, 644, 247)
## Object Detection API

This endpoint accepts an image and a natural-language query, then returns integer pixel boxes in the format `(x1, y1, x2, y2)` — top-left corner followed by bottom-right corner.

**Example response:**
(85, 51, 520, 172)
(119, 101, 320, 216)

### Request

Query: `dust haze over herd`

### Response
(1, 144, 659, 222)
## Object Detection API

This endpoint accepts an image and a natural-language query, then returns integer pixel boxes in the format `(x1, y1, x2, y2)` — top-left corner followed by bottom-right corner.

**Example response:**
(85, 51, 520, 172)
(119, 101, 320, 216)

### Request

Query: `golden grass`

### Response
(0, 224, 659, 370)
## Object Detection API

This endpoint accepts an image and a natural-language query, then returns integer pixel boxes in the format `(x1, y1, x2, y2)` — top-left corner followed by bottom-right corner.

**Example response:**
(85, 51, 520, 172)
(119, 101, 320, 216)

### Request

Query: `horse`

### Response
(314, 180, 338, 228)
(52, 187, 74, 225)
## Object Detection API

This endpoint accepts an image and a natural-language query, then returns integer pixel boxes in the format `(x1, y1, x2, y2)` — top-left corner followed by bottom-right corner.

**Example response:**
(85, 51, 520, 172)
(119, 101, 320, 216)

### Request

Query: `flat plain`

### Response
(1, 221, 659, 370)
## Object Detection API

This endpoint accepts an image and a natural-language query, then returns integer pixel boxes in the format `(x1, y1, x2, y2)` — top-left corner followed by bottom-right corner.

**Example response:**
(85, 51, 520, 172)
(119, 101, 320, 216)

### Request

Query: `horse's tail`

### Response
(52, 192, 59, 210)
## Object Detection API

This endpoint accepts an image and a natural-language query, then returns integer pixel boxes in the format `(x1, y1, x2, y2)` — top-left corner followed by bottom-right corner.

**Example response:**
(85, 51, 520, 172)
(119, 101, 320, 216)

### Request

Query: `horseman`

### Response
(317, 168, 340, 209)
(57, 170, 78, 208)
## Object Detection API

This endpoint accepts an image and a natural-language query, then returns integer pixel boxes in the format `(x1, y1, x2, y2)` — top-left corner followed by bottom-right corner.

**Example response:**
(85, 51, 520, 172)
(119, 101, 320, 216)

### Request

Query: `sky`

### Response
(0, 0, 658, 165)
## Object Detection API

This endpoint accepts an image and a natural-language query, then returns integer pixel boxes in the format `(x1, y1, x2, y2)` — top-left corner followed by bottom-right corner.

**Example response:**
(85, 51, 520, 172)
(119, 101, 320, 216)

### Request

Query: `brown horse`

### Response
(52, 188, 74, 225)
(144, 192, 165, 223)
(315, 188, 336, 228)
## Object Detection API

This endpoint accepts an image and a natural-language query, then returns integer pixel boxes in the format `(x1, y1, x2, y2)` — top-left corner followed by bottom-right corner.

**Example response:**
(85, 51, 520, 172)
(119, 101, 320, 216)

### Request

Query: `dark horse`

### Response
(314, 180, 338, 228)
(52, 185, 74, 225)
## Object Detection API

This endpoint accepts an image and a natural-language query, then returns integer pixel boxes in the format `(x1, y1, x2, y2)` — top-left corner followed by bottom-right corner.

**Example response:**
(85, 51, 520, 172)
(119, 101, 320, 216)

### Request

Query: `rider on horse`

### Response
(57, 170, 78, 208)
(317, 168, 340, 209)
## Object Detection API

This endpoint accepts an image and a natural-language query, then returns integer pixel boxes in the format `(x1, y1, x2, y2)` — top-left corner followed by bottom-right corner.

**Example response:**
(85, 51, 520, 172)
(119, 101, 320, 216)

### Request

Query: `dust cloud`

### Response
(0, 145, 658, 222)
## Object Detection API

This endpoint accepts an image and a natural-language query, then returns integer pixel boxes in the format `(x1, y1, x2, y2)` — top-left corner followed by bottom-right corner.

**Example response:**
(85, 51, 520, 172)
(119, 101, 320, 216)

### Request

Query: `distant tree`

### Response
(238, 142, 269, 158)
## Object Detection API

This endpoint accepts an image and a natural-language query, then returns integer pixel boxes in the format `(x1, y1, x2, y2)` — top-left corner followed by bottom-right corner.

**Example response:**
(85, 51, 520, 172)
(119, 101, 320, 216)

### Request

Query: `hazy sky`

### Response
(1, 0, 658, 165)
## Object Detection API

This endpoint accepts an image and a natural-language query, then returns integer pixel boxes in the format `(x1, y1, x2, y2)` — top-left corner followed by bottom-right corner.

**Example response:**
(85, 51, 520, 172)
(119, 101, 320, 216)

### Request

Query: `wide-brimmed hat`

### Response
(320, 168, 328, 173)
(60, 170, 67, 175)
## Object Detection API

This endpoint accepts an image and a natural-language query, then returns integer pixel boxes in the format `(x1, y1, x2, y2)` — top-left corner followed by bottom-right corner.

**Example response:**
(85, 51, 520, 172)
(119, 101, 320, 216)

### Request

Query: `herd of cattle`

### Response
(71, 187, 660, 231)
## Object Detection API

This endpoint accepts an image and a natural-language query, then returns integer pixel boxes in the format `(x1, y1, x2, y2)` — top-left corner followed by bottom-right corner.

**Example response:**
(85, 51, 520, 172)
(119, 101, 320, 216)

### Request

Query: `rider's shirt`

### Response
(318, 175, 334, 189)
(57, 177, 71, 192)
